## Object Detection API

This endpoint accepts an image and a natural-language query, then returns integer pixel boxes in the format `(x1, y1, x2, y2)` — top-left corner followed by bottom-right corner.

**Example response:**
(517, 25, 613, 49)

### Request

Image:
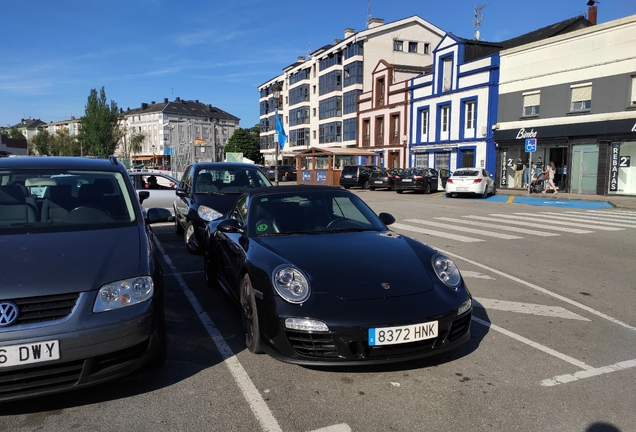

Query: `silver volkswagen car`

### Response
(0, 156, 171, 402)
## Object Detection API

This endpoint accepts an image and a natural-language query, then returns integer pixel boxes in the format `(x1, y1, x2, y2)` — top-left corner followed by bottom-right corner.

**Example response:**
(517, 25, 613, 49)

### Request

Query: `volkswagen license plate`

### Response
(0, 340, 60, 368)
(368, 321, 438, 346)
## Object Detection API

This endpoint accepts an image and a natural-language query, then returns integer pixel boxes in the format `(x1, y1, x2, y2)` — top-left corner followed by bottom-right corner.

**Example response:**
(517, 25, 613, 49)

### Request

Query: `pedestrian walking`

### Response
(542, 161, 558, 194)
(514, 157, 525, 188)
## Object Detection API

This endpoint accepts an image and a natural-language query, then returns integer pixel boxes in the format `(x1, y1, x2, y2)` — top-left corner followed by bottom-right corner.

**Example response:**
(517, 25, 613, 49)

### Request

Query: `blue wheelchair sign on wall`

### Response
(525, 138, 537, 153)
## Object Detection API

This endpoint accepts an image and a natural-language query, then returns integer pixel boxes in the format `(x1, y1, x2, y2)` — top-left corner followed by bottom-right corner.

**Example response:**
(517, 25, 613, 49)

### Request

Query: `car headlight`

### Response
(431, 253, 462, 290)
(198, 205, 223, 222)
(272, 265, 310, 304)
(93, 276, 154, 312)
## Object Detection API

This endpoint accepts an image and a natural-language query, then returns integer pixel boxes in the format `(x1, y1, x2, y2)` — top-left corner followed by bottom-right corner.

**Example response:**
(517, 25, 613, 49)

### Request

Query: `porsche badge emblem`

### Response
(381, 283, 390, 290)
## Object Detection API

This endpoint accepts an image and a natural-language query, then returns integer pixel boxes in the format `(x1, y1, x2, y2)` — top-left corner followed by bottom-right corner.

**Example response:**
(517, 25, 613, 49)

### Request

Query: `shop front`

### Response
(494, 118, 636, 196)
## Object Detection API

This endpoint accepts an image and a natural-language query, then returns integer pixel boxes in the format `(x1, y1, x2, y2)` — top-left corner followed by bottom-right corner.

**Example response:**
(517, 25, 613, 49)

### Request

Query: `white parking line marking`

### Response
(462, 271, 496, 280)
(540, 358, 636, 387)
(154, 237, 283, 432)
(436, 217, 559, 237)
(472, 317, 593, 370)
(474, 298, 590, 321)
(494, 213, 623, 231)
(405, 218, 523, 239)
(441, 250, 636, 332)
(392, 223, 483, 242)
(308, 424, 353, 432)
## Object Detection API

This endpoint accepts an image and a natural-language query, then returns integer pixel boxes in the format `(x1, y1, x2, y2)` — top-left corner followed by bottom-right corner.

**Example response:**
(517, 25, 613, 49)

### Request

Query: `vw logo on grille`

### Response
(0, 302, 19, 327)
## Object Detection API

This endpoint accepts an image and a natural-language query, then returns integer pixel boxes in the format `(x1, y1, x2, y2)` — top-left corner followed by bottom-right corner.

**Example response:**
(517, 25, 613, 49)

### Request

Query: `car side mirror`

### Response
(176, 189, 188, 198)
(146, 207, 172, 224)
(138, 190, 150, 204)
(378, 212, 395, 226)
(217, 218, 244, 234)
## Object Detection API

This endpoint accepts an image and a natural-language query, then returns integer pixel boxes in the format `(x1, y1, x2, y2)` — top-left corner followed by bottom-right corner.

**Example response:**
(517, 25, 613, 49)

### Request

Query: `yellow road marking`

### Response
(506, 196, 515, 204)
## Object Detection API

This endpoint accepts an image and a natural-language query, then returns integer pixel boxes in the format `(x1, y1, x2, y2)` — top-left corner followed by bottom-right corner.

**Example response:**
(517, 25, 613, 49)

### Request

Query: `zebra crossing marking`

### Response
(436, 217, 559, 236)
(493, 214, 622, 231)
(405, 218, 523, 240)
(562, 210, 636, 223)
(534, 212, 636, 228)
(392, 223, 484, 242)
(462, 215, 592, 234)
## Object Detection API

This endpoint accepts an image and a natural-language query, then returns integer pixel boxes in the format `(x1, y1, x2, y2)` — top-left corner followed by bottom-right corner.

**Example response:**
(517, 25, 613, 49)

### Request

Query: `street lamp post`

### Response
(273, 83, 282, 186)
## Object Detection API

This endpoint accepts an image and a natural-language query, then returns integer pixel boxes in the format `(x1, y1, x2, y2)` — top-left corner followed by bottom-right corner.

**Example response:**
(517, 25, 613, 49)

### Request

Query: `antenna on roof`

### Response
(473, 3, 489, 40)
(307, 38, 312, 60)
(367, 0, 373, 22)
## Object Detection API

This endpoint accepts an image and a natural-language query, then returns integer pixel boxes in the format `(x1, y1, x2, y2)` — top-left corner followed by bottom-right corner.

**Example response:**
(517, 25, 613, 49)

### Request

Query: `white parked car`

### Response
(445, 168, 495, 198)
(128, 170, 179, 214)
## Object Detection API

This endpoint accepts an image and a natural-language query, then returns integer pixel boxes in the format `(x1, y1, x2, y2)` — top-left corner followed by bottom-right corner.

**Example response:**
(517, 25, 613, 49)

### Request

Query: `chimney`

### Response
(297, 56, 306, 63)
(175, 97, 181, 102)
(344, 28, 355, 39)
(334, 39, 342, 45)
(367, 18, 384, 29)
(195, 99, 199, 103)
(587, 0, 598, 25)
(164, 98, 169, 103)
(151, 101, 155, 104)
(141, 103, 148, 110)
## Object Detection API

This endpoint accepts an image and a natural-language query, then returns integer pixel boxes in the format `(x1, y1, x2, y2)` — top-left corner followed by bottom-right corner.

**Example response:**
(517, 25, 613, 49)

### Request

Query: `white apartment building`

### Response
(42, 117, 81, 137)
(258, 16, 445, 167)
(117, 97, 239, 165)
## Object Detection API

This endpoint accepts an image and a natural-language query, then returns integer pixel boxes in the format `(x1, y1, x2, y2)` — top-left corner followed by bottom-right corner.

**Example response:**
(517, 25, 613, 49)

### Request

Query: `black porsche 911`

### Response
(203, 185, 472, 366)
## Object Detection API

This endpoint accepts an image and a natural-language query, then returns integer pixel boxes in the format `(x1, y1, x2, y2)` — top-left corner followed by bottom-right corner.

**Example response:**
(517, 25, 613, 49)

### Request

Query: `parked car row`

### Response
(341, 166, 494, 198)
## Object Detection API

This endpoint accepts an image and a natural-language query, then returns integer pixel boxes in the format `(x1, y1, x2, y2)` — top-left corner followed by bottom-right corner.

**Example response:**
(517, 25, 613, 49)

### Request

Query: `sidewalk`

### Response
(499, 187, 636, 210)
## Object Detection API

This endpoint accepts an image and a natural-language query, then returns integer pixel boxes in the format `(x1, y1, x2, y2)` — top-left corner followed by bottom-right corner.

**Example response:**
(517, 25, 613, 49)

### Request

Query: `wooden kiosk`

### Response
(294, 147, 380, 186)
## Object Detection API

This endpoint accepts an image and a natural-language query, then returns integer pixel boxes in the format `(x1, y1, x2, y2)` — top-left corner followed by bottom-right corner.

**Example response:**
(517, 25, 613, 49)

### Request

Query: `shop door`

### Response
(571, 145, 598, 194)
(548, 147, 568, 192)
(461, 149, 475, 168)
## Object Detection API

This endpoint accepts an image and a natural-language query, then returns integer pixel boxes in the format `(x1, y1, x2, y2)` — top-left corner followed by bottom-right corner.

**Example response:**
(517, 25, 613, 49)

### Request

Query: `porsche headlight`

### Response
(272, 265, 310, 304)
(431, 253, 462, 290)
(93, 276, 154, 312)
(198, 205, 223, 222)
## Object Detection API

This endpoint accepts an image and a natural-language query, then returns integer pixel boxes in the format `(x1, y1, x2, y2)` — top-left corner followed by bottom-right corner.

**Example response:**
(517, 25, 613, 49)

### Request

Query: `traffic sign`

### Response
(525, 138, 537, 152)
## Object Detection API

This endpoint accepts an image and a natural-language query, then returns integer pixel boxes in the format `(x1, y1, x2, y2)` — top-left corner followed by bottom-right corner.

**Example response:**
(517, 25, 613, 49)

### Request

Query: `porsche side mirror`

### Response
(378, 212, 395, 226)
(218, 218, 244, 234)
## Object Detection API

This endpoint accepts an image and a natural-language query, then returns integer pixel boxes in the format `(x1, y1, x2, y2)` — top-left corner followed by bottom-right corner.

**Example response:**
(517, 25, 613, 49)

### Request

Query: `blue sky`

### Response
(1, 0, 634, 130)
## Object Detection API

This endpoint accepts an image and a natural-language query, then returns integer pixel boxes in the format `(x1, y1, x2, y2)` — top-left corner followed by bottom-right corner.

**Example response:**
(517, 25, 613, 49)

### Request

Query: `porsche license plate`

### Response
(368, 321, 438, 346)
(374, 181, 383, 184)
(402, 179, 413, 182)
(0, 340, 60, 368)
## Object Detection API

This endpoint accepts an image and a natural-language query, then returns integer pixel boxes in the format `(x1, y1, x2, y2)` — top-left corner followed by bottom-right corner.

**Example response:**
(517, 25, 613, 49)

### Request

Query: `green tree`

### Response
(224, 128, 263, 164)
(80, 87, 119, 157)
(32, 131, 54, 155)
(1, 127, 27, 140)
(130, 132, 145, 157)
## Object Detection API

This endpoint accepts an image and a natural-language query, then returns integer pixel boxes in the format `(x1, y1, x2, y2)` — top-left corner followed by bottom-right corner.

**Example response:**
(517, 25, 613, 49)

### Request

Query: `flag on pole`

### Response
(275, 112, 287, 150)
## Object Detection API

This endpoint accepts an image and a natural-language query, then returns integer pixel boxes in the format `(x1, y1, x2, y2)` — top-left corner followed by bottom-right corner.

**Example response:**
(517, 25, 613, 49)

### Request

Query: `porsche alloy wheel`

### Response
(240, 275, 263, 354)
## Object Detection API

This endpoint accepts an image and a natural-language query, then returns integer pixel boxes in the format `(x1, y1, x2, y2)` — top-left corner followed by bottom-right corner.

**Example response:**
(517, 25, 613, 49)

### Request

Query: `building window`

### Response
(319, 96, 342, 120)
(362, 119, 370, 146)
(441, 106, 449, 132)
(571, 83, 592, 112)
(421, 109, 429, 136)
(630, 76, 636, 106)
(424, 43, 430, 54)
(375, 117, 384, 145)
(319, 121, 342, 143)
(465, 101, 475, 129)
(319, 70, 342, 95)
(390, 114, 400, 144)
(523, 91, 540, 116)
(343, 118, 356, 141)
(343, 61, 363, 87)
(376, 78, 385, 106)
(344, 41, 364, 59)
(408, 42, 418, 53)
(442, 57, 453, 92)
(393, 40, 403, 51)
(343, 89, 361, 115)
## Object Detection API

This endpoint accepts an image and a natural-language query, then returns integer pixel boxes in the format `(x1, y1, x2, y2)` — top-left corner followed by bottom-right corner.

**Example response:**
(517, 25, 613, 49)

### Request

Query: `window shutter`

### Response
(571, 85, 592, 102)
(523, 93, 540, 107)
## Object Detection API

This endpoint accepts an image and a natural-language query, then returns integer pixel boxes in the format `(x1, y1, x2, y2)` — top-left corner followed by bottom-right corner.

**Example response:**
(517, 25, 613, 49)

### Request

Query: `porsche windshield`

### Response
(248, 190, 386, 236)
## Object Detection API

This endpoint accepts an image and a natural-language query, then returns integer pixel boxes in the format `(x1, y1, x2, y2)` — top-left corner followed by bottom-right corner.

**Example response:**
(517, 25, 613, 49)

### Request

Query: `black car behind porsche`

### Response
(203, 185, 472, 366)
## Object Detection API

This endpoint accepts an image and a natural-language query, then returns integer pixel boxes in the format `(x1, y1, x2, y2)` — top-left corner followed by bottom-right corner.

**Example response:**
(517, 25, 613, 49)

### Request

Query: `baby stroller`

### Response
(528, 172, 545, 194)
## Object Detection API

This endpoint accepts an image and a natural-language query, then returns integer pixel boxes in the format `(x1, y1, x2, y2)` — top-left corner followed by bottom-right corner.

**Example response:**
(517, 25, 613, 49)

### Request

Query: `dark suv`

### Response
(339, 165, 381, 189)
(266, 165, 297, 182)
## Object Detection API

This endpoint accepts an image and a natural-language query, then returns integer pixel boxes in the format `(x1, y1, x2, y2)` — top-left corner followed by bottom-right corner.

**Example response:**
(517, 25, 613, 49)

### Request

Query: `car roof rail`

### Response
(109, 155, 118, 165)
